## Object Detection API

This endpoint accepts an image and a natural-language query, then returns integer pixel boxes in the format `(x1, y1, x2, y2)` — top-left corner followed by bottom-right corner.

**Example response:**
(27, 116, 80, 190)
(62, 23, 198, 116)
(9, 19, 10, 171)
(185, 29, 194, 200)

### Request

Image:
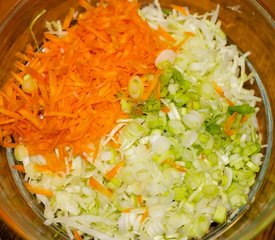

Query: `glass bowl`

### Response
(0, 0, 274, 239)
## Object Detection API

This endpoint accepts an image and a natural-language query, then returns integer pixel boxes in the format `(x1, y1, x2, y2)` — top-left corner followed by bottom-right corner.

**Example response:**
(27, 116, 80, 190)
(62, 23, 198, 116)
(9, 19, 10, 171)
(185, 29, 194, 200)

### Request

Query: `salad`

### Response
(0, 0, 264, 239)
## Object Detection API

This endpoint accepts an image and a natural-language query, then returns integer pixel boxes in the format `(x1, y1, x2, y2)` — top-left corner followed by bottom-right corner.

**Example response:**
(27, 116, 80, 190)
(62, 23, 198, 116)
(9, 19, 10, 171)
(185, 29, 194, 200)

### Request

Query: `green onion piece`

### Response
(213, 205, 227, 223)
(202, 184, 219, 198)
(228, 104, 255, 115)
(184, 171, 203, 190)
(124, 121, 145, 138)
(157, 60, 172, 69)
(229, 194, 247, 208)
(146, 113, 166, 129)
(14, 144, 29, 161)
(167, 119, 185, 135)
(207, 152, 218, 166)
(173, 187, 187, 201)
(30, 9, 47, 51)
(120, 99, 131, 114)
(200, 82, 215, 99)
(22, 75, 38, 94)
(160, 68, 174, 86)
(128, 75, 144, 100)
(193, 215, 210, 238)
(186, 91, 200, 101)
(173, 69, 191, 90)
(246, 161, 260, 172)
(206, 123, 221, 135)
(173, 92, 189, 106)
(241, 141, 260, 157)
(162, 8, 172, 15)
(141, 98, 161, 113)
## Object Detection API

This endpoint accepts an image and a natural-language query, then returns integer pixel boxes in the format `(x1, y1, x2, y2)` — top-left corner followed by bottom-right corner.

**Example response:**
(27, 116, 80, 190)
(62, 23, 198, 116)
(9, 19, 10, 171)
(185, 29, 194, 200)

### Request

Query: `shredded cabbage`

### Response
(16, 1, 264, 239)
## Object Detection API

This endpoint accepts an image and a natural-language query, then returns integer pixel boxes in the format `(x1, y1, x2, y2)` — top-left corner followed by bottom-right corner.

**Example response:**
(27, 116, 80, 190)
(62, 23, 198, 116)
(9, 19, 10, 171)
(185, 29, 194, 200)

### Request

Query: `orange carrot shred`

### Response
(172, 33, 195, 51)
(241, 114, 249, 124)
(63, 8, 75, 30)
(213, 82, 234, 106)
(171, 4, 189, 16)
(78, 0, 94, 11)
(104, 160, 125, 180)
(163, 159, 186, 172)
(141, 207, 148, 223)
(137, 195, 143, 206)
(156, 26, 176, 43)
(0, 0, 169, 161)
(25, 182, 53, 197)
(224, 112, 238, 136)
(121, 208, 132, 213)
(11, 72, 24, 84)
(73, 229, 83, 240)
(184, 31, 195, 37)
(160, 105, 171, 113)
(89, 176, 113, 198)
(12, 164, 25, 172)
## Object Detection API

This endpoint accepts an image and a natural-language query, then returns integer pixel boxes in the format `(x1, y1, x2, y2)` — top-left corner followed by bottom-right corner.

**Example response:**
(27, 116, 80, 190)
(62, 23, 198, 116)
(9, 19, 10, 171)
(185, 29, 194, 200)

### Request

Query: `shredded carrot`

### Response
(141, 207, 148, 223)
(156, 26, 176, 43)
(12, 164, 25, 172)
(121, 208, 132, 213)
(213, 82, 234, 106)
(25, 182, 53, 197)
(92, 141, 100, 163)
(104, 160, 125, 180)
(108, 139, 120, 148)
(172, 32, 195, 51)
(156, 81, 161, 100)
(89, 176, 113, 198)
(63, 8, 75, 30)
(0, 0, 168, 159)
(184, 31, 195, 37)
(160, 105, 171, 113)
(78, 0, 94, 11)
(34, 151, 66, 173)
(73, 229, 83, 240)
(137, 195, 143, 206)
(163, 159, 186, 172)
(241, 114, 249, 124)
(224, 112, 238, 136)
(171, 4, 189, 16)
(11, 72, 24, 84)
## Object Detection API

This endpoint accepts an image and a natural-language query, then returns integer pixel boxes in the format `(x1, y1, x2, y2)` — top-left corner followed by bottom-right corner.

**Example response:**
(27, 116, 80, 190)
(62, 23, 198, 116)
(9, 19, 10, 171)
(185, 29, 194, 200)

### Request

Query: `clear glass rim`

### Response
(249, 0, 275, 28)
(0, 0, 274, 239)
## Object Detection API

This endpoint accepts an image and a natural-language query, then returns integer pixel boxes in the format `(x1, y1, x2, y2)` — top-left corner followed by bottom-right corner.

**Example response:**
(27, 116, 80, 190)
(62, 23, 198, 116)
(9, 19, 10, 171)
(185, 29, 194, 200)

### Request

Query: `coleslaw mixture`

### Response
(4, 0, 264, 239)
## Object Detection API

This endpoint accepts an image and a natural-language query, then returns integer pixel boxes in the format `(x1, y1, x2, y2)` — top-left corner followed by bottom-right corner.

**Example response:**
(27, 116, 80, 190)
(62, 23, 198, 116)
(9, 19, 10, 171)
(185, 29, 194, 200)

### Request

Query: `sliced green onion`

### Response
(120, 99, 131, 114)
(200, 82, 215, 99)
(167, 119, 185, 135)
(193, 215, 210, 238)
(155, 49, 176, 68)
(160, 68, 174, 86)
(14, 144, 29, 161)
(213, 205, 227, 223)
(22, 75, 38, 94)
(128, 75, 144, 100)
(146, 113, 166, 130)
(241, 142, 260, 157)
(173, 187, 187, 201)
(228, 104, 255, 115)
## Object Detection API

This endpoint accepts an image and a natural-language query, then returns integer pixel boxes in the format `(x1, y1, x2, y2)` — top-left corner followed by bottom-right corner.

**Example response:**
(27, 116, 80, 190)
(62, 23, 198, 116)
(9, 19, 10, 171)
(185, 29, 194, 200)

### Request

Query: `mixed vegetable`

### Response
(0, 0, 264, 239)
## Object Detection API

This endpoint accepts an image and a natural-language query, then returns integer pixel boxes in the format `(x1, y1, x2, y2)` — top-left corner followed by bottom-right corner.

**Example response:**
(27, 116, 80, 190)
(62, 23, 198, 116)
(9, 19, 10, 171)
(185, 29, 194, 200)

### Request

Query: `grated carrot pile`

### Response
(0, 0, 169, 158)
